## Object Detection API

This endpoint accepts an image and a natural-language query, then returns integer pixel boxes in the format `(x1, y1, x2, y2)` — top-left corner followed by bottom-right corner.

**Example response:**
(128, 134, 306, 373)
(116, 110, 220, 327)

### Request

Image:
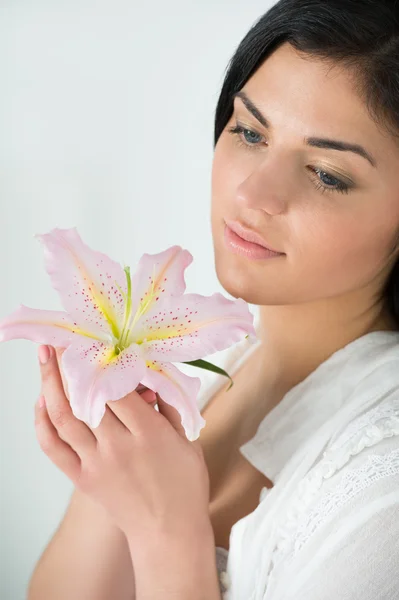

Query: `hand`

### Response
(34, 344, 212, 547)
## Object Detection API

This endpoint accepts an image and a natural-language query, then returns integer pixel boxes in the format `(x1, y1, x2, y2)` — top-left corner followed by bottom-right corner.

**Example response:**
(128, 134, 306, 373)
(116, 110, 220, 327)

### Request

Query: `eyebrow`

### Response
(233, 91, 377, 168)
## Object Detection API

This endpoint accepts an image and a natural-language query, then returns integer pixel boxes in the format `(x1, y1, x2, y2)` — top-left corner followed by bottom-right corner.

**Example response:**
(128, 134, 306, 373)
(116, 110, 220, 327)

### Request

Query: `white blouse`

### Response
(193, 309, 399, 599)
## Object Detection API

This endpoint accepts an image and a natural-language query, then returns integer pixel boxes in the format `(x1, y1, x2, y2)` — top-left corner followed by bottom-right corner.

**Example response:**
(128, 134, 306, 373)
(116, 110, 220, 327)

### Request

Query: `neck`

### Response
(255, 290, 396, 401)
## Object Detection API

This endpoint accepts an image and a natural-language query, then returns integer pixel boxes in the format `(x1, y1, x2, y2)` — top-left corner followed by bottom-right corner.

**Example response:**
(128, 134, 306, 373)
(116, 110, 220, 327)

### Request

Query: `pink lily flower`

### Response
(0, 227, 257, 441)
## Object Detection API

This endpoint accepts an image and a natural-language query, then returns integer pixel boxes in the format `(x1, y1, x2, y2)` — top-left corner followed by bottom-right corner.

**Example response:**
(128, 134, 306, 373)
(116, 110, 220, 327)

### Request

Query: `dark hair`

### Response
(213, 0, 399, 330)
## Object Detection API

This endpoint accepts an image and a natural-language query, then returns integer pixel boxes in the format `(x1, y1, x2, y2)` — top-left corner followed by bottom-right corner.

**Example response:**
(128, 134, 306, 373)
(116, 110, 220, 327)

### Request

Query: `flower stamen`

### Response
(115, 266, 132, 353)
(120, 264, 157, 348)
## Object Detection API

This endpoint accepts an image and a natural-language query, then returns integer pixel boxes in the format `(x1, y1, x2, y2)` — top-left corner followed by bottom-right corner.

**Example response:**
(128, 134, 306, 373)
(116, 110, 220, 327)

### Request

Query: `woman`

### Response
(27, 0, 399, 598)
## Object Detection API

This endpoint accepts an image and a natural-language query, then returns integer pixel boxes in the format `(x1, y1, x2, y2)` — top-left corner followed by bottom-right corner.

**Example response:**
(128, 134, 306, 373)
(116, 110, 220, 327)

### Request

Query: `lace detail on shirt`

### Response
(262, 400, 399, 589)
(289, 449, 399, 558)
(215, 546, 230, 596)
(328, 399, 399, 453)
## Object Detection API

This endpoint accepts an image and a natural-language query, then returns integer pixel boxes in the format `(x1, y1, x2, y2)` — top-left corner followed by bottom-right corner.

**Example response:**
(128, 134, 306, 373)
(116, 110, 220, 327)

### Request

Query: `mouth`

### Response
(224, 219, 285, 255)
(224, 222, 285, 261)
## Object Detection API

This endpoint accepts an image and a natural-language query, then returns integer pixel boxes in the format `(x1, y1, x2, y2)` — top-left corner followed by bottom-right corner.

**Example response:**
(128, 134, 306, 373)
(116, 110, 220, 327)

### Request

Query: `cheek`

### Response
(293, 206, 392, 296)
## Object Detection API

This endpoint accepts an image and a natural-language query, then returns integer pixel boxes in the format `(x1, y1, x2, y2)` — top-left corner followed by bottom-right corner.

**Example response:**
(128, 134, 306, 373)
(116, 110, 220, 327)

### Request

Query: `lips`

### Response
(224, 219, 284, 254)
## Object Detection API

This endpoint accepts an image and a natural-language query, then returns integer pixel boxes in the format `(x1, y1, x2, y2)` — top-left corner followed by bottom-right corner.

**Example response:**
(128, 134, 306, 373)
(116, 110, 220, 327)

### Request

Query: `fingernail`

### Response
(38, 395, 46, 409)
(38, 345, 51, 364)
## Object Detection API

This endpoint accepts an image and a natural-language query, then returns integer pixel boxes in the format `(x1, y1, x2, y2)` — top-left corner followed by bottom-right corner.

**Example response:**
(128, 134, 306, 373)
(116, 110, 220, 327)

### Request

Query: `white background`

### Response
(0, 1, 270, 597)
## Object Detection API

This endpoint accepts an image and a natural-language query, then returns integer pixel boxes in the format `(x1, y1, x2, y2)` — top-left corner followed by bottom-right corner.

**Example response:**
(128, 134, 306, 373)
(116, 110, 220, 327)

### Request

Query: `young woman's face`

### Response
(211, 42, 399, 308)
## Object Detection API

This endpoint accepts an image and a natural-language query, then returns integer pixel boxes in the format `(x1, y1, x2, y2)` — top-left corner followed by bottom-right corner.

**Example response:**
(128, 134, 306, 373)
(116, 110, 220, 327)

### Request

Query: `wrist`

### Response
(127, 521, 220, 600)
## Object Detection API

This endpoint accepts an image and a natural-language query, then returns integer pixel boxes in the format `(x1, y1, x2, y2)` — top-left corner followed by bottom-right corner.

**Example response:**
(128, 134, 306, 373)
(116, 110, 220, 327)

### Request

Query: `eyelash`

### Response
(227, 124, 351, 195)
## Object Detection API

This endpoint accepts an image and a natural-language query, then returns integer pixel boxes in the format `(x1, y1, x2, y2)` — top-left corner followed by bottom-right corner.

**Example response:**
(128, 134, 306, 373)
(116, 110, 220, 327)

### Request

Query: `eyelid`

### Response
(235, 119, 266, 136)
(315, 163, 354, 186)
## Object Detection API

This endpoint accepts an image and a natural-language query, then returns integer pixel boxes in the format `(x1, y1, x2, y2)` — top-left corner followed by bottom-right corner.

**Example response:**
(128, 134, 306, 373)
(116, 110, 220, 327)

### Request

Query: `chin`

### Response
(213, 251, 265, 305)
(212, 240, 295, 306)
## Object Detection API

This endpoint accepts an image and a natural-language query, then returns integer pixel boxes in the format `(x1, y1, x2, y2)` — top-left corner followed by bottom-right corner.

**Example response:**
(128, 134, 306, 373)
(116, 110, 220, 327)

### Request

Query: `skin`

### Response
(211, 41, 399, 428)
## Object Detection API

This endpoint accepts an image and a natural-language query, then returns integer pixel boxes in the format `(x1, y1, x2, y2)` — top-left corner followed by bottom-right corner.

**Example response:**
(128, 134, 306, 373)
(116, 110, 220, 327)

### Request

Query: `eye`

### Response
(227, 124, 265, 148)
(308, 167, 351, 195)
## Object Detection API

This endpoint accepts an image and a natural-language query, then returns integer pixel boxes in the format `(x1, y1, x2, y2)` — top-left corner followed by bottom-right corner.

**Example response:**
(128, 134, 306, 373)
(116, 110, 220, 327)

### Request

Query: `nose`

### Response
(236, 157, 288, 214)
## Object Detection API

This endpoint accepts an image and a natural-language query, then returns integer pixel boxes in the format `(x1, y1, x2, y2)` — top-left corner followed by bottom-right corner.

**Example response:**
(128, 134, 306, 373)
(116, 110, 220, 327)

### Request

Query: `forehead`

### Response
(241, 43, 366, 133)
(237, 42, 399, 169)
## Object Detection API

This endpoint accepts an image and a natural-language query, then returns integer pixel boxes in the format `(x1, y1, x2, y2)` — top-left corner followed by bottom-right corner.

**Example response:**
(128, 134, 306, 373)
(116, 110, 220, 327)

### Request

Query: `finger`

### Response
(54, 346, 69, 400)
(140, 389, 158, 405)
(135, 384, 157, 404)
(38, 344, 97, 455)
(34, 395, 81, 481)
(156, 394, 187, 438)
(89, 401, 132, 442)
(90, 387, 157, 443)
(106, 389, 161, 436)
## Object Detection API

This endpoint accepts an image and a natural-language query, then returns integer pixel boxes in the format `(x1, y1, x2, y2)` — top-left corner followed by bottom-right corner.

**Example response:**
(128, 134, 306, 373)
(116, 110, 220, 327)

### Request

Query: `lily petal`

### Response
(61, 337, 146, 428)
(132, 292, 257, 362)
(139, 359, 204, 441)
(0, 304, 108, 346)
(35, 227, 128, 341)
(122, 246, 193, 340)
